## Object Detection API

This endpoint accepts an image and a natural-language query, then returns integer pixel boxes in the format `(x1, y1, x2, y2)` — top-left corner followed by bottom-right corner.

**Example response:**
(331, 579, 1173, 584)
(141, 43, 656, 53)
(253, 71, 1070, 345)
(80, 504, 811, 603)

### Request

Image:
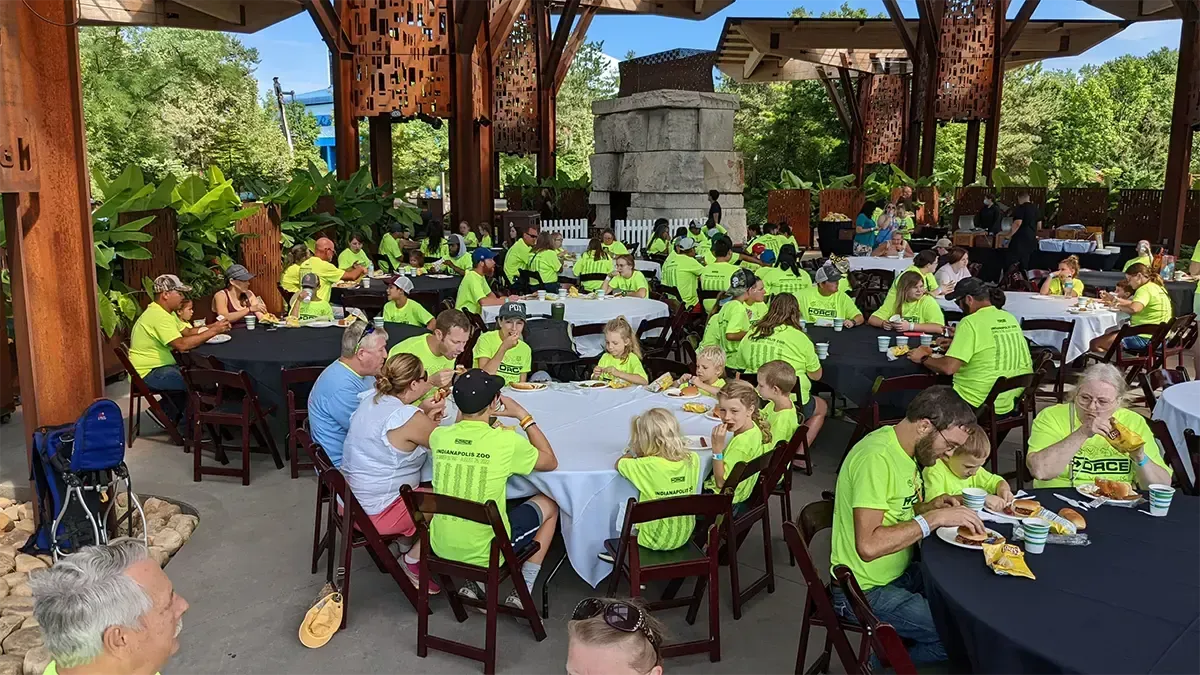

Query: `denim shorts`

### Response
(508, 501, 543, 554)
(1121, 334, 1151, 351)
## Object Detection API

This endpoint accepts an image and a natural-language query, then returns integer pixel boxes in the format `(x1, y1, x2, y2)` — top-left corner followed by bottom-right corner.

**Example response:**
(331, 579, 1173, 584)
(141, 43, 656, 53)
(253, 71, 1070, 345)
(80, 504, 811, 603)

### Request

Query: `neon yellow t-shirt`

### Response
(699, 299, 767, 370)
(1130, 282, 1173, 335)
(446, 252, 473, 275)
(338, 248, 371, 270)
(1123, 255, 1152, 272)
(1027, 404, 1169, 488)
(603, 240, 630, 256)
(830, 425, 920, 590)
(646, 238, 669, 255)
(870, 294, 945, 326)
(756, 267, 812, 299)
(378, 235, 405, 272)
(530, 250, 562, 284)
(609, 271, 649, 295)
(797, 286, 860, 325)
(597, 352, 647, 382)
(945, 306, 1033, 414)
(421, 239, 450, 260)
(616, 453, 701, 550)
(699, 261, 740, 313)
(921, 459, 1004, 499)
(1046, 277, 1084, 296)
(429, 421, 539, 567)
(893, 265, 939, 294)
(382, 298, 433, 328)
(662, 254, 706, 308)
(389, 334, 456, 401)
(463, 232, 478, 248)
(281, 263, 303, 293)
(297, 256, 345, 319)
(764, 401, 800, 446)
(128, 302, 183, 377)
(737, 325, 820, 403)
(503, 239, 534, 281)
(573, 251, 614, 291)
(704, 424, 767, 504)
(472, 330, 532, 384)
(456, 269, 492, 315)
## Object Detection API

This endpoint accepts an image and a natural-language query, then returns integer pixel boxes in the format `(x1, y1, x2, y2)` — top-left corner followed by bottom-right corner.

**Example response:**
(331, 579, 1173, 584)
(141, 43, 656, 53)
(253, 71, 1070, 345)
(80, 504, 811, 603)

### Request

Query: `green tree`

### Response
(391, 121, 448, 193)
(555, 39, 618, 180)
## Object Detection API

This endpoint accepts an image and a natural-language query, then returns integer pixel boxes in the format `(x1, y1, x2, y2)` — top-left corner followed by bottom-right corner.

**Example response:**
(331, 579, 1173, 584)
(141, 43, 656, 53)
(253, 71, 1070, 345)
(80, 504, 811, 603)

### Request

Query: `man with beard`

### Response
(30, 539, 189, 675)
(829, 386, 983, 665)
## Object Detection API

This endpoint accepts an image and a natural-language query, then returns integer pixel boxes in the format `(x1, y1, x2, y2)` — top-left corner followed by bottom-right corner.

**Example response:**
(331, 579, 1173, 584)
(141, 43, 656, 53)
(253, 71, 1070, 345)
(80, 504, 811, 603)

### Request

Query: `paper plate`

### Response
(206, 333, 231, 344)
(664, 388, 700, 399)
(508, 382, 548, 392)
(576, 380, 608, 389)
(705, 410, 723, 422)
(935, 527, 1005, 550)
(982, 505, 1023, 523)
(1076, 483, 1139, 505)
(684, 435, 710, 450)
(426, 274, 454, 279)
(306, 321, 336, 328)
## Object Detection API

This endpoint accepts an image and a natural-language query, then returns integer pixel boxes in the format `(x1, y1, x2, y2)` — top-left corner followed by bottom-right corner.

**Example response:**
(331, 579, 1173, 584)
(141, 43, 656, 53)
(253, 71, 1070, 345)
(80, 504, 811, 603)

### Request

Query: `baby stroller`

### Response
(24, 399, 146, 561)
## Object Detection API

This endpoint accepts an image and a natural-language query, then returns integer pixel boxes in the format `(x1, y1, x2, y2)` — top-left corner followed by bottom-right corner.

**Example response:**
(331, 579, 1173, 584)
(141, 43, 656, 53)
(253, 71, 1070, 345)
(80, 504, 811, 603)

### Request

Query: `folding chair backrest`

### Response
(1020, 318, 1074, 359)
(636, 315, 670, 351)
(401, 486, 514, 568)
(643, 357, 690, 380)
(1162, 314, 1196, 349)
(281, 366, 325, 409)
(579, 272, 608, 285)
(572, 323, 607, 337)
(1140, 367, 1190, 409)
(782, 518, 860, 674)
(978, 372, 1036, 414)
(723, 443, 789, 510)
(1148, 419, 1197, 496)
(618, 493, 731, 552)
(1186, 429, 1200, 482)
(113, 345, 150, 392)
(833, 565, 917, 675)
(296, 429, 333, 473)
(797, 497, 834, 544)
(183, 368, 248, 410)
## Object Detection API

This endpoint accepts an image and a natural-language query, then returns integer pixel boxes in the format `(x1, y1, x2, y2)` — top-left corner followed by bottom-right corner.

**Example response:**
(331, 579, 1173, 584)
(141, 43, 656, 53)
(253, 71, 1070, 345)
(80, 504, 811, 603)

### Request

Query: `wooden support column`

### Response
(449, 0, 489, 227)
(367, 114, 393, 187)
(331, 53, 358, 180)
(2, 0, 104, 455)
(917, 0, 941, 178)
(1163, 1, 1198, 252)
(963, 119, 981, 184)
(904, 22, 926, 176)
(981, 0, 1008, 183)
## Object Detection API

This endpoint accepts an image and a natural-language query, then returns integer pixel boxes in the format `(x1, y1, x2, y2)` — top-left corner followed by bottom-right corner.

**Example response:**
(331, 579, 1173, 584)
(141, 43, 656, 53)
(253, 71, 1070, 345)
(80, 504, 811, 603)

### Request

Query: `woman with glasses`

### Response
(567, 598, 665, 675)
(1025, 363, 1171, 488)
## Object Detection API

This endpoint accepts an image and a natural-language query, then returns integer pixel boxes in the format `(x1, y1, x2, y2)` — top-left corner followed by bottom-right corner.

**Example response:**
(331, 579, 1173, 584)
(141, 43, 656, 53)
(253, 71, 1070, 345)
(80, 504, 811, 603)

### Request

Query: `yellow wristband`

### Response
(519, 415, 533, 428)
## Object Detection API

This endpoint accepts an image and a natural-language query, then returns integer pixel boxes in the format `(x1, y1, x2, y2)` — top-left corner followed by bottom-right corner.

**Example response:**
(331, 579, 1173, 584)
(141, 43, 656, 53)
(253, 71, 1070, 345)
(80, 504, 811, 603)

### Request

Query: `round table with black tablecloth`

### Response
(803, 325, 934, 406)
(1077, 271, 1196, 316)
(921, 489, 1199, 674)
(329, 274, 462, 307)
(910, 243, 1121, 281)
(192, 323, 427, 413)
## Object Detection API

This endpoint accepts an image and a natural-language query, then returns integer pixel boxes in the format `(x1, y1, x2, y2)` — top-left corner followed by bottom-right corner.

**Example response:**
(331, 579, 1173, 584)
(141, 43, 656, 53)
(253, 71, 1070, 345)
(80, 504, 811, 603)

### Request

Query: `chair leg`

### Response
(484, 575, 499, 675)
(727, 525, 743, 620)
(289, 418, 300, 479)
(255, 416, 284, 469)
(761, 512, 775, 595)
(311, 485, 325, 575)
(541, 552, 568, 620)
(192, 419, 203, 482)
(128, 392, 137, 447)
(708, 553, 721, 662)
(241, 422, 252, 486)
(795, 609, 813, 675)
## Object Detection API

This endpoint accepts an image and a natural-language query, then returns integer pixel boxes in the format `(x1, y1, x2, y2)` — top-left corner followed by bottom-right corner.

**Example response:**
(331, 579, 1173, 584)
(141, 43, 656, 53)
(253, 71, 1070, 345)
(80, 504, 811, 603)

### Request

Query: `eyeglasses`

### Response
(355, 323, 376, 353)
(1076, 394, 1115, 409)
(571, 598, 661, 649)
(936, 428, 963, 452)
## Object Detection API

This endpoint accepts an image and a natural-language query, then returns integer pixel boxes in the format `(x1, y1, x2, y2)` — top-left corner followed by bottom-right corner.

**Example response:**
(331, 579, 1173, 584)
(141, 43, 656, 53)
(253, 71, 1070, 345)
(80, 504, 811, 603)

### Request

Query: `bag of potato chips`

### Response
(646, 373, 674, 393)
(1104, 417, 1144, 453)
(983, 541, 1036, 580)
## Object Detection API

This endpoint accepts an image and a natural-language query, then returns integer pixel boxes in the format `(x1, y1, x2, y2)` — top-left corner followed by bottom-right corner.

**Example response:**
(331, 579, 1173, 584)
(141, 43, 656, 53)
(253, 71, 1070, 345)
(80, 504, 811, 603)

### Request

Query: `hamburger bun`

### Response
(1009, 499, 1041, 517)
(1058, 507, 1086, 530)
(680, 385, 700, 397)
(955, 526, 988, 546)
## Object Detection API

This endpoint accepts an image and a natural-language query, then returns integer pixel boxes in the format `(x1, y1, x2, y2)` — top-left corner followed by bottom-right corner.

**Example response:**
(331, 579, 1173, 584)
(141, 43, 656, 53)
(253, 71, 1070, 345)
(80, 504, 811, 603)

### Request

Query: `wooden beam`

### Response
(743, 48, 765, 79)
(303, 0, 351, 56)
(455, 0, 488, 54)
(368, 114, 392, 187)
(838, 66, 862, 134)
(882, 0, 917, 61)
(172, 0, 245, 25)
(1162, 0, 1198, 251)
(819, 68, 853, 136)
(1001, 0, 1040, 58)
(490, 0, 531, 63)
(981, 0, 1006, 181)
(331, 50, 359, 180)
(694, 0, 705, 14)
(963, 119, 980, 184)
(554, 5, 596, 93)
(917, 0, 940, 59)
(543, 0, 581, 80)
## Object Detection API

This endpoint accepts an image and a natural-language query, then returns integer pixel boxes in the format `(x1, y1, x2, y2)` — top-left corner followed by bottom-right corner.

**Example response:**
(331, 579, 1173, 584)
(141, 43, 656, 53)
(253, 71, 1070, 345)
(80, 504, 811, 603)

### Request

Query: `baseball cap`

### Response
(452, 368, 506, 415)
(391, 276, 414, 294)
(935, 237, 952, 249)
(945, 276, 986, 301)
(472, 247, 496, 265)
(814, 264, 842, 285)
(300, 273, 319, 289)
(225, 264, 254, 282)
(389, 221, 408, 234)
(153, 274, 192, 294)
(729, 269, 756, 294)
(688, 220, 701, 230)
(498, 302, 527, 320)
(677, 237, 696, 251)
(298, 592, 343, 648)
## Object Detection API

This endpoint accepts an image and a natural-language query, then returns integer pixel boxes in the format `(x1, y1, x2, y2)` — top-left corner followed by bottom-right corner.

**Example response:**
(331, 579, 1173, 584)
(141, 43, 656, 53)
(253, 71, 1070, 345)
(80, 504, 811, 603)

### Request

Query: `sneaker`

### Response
(596, 551, 615, 563)
(402, 559, 440, 595)
(387, 535, 415, 558)
(459, 581, 487, 614)
(504, 589, 524, 611)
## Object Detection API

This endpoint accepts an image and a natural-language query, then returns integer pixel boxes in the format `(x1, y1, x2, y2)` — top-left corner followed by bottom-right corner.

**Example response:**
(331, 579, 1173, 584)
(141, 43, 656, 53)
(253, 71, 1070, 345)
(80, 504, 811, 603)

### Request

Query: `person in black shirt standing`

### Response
(1006, 191, 1041, 276)
(708, 189, 722, 226)
(975, 194, 1001, 234)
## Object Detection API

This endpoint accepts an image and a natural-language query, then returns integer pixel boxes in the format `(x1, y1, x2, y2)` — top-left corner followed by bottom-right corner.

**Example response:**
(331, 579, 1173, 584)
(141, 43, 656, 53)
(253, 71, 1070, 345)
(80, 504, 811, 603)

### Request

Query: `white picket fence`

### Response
(541, 219, 589, 239)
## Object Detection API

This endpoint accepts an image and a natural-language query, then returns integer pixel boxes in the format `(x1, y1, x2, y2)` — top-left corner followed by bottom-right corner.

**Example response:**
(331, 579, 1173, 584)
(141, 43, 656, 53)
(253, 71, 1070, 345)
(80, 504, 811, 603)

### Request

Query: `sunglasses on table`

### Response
(571, 598, 661, 649)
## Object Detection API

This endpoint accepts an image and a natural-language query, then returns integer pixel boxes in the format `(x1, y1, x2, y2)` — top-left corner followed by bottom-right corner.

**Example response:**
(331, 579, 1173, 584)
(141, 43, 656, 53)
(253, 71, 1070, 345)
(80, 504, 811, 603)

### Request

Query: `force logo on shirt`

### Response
(498, 362, 523, 376)
(1072, 455, 1131, 476)
(808, 306, 837, 318)
(670, 474, 689, 484)
(902, 473, 921, 509)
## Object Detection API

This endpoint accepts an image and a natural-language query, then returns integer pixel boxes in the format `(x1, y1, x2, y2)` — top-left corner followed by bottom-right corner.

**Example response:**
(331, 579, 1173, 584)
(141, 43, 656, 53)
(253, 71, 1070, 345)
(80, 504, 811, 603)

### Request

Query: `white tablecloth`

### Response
(1152, 381, 1199, 488)
(562, 238, 591, 255)
(936, 292, 1123, 362)
(848, 256, 914, 273)
(419, 384, 719, 587)
(561, 259, 660, 277)
(482, 297, 669, 357)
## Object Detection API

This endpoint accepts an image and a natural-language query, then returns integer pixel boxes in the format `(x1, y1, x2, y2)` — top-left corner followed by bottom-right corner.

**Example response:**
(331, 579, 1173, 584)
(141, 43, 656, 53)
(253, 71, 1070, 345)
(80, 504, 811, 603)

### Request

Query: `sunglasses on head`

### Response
(571, 598, 661, 649)
(355, 323, 376, 353)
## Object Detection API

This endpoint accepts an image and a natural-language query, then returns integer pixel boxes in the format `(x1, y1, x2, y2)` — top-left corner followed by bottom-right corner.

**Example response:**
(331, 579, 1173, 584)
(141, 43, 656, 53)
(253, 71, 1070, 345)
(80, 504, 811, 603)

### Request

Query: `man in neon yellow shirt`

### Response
(700, 269, 767, 369)
(474, 302, 532, 384)
(660, 237, 706, 309)
(503, 224, 538, 291)
(907, 278, 1032, 414)
(429, 369, 559, 610)
(30, 539, 189, 675)
(293, 237, 366, 320)
(830, 386, 982, 665)
(129, 274, 229, 425)
(378, 222, 411, 272)
(389, 309, 472, 401)
(456, 248, 506, 315)
(797, 265, 863, 328)
(698, 237, 741, 313)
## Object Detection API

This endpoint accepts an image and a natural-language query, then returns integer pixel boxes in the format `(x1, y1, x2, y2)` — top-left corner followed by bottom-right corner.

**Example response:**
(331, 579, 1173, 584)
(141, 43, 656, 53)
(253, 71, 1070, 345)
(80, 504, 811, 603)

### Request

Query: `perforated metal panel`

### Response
(344, 0, 451, 118)
(1057, 188, 1110, 229)
(934, 0, 997, 122)
(492, 7, 540, 154)
(618, 49, 716, 96)
(861, 75, 907, 166)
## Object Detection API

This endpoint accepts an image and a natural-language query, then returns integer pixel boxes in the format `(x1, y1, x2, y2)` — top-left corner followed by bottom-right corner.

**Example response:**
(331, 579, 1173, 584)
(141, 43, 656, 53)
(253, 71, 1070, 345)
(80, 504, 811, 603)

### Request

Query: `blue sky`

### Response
(240, 0, 1183, 96)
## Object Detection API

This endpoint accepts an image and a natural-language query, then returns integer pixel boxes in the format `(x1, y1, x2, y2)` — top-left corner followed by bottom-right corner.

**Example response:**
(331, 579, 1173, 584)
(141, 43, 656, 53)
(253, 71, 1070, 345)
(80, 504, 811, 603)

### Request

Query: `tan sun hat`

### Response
(299, 592, 343, 648)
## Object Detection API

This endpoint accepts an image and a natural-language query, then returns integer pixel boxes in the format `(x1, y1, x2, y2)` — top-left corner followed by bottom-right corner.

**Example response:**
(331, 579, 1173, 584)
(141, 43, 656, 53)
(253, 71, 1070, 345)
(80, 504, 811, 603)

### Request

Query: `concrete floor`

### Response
(0, 380, 1036, 675)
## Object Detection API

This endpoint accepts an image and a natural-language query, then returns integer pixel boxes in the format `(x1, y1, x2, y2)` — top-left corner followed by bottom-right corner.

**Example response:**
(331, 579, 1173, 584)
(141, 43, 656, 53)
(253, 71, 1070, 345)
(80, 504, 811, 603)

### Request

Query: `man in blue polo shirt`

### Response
(308, 322, 389, 466)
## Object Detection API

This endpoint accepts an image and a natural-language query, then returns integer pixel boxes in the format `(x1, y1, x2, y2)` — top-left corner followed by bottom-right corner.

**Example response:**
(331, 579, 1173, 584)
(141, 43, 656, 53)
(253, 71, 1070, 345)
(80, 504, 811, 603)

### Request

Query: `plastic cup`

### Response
(877, 336, 891, 352)
(833, 318, 843, 332)
(373, 315, 385, 330)
(815, 342, 829, 360)
(961, 487, 987, 512)
(537, 290, 547, 301)
(1021, 518, 1050, 554)
(362, 277, 371, 288)
(596, 290, 606, 299)
(245, 315, 256, 331)
(895, 335, 909, 348)
(1148, 484, 1175, 516)
(920, 334, 933, 347)
(798, 319, 807, 332)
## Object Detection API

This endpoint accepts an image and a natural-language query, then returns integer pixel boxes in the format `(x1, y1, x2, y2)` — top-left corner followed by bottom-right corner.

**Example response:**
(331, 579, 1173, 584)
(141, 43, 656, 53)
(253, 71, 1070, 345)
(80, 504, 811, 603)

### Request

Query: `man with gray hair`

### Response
(307, 321, 390, 467)
(29, 539, 188, 675)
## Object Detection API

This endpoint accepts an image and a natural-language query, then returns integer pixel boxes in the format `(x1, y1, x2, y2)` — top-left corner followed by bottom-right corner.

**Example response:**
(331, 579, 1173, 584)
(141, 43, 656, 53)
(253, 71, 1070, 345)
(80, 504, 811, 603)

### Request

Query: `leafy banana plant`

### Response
(174, 165, 260, 281)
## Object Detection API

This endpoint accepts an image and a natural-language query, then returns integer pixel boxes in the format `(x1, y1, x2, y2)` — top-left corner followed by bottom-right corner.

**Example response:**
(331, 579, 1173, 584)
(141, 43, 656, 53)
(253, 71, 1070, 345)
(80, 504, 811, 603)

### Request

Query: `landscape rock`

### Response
(0, 534, 25, 551)
(6, 586, 28, 599)
(0, 500, 12, 511)
(0, 579, 8, 600)
(147, 547, 170, 568)
(141, 497, 167, 514)
(0, 548, 15, 561)
(167, 514, 198, 540)
(0, 576, 23, 591)
(1, 627, 42, 658)
(149, 529, 183, 555)
(21, 647, 50, 675)
(0, 555, 12, 577)
(0, 511, 15, 526)
(0, 597, 33, 618)
(12, 507, 29, 525)
(31, 559, 48, 571)
(11, 558, 42, 576)
(0, 515, 11, 534)
(8, 524, 31, 536)
(0, 615, 22, 645)
(17, 618, 35, 631)
(155, 502, 182, 520)
(0, 655, 21, 675)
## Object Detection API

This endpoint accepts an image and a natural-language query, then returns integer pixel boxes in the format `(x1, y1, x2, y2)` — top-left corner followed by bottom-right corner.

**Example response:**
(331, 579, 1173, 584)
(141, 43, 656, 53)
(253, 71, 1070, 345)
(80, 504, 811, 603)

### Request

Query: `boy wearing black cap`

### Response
(474, 302, 532, 384)
(699, 269, 767, 370)
(427, 369, 559, 610)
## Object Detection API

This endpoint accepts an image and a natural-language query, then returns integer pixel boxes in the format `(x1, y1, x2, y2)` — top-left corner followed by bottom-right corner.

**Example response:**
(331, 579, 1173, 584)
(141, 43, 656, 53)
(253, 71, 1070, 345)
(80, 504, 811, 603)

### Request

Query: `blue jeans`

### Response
(142, 365, 187, 424)
(1121, 334, 1151, 351)
(830, 563, 947, 665)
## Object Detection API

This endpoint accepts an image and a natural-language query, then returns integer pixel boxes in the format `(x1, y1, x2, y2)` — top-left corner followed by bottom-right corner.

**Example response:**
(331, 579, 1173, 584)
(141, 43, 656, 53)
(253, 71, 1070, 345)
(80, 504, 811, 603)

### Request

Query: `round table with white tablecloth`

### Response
(847, 255, 916, 273)
(420, 383, 718, 587)
(936, 292, 1123, 362)
(482, 296, 669, 357)
(1152, 380, 1199, 489)
(561, 258, 660, 279)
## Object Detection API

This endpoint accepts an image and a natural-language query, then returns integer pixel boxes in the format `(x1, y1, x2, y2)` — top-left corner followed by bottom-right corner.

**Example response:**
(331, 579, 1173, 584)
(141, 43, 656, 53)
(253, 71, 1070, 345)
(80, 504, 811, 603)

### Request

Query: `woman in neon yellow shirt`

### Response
(1091, 262, 1174, 353)
(600, 229, 629, 256)
(602, 254, 649, 298)
(869, 271, 945, 334)
(573, 237, 614, 292)
(337, 234, 372, 270)
(420, 226, 449, 260)
(1122, 240, 1152, 272)
(473, 222, 493, 249)
(1039, 255, 1083, 298)
(529, 230, 565, 291)
(645, 221, 671, 256)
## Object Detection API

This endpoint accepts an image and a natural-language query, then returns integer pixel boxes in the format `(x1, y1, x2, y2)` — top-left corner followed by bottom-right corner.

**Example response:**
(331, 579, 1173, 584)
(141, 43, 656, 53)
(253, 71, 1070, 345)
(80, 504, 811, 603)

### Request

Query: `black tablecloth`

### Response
(329, 274, 461, 305)
(1078, 271, 1196, 316)
(192, 323, 427, 412)
(922, 489, 1200, 674)
(803, 325, 932, 406)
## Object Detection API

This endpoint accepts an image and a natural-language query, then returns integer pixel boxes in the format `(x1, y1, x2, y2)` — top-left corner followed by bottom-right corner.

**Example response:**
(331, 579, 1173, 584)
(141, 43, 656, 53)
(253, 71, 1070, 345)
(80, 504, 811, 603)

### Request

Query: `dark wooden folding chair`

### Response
(517, 269, 541, 294)
(296, 430, 336, 577)
(976, 363, 1044, 489)
(1148, 419, 1198, 496)
(851, 270, 894, 316)
(783, 500, 868, 675)
(1021, 318, 1076, 403)
(281, 366, 325, 479)
(636, 315, 672, 358)
(182, 367, 284, 485)
(837, 374, 939, 473)
(113, 345, 184, 447)
(698, 288, 722, 315)
(644, 357, 691, 380)
(1139, 367, 1190, 413)
(1158, 314, 1196, 370)
(278, 284, 294, 306)
(604, 493, 730, 663)
(771, 422, 813, 566)
(409, 290, 441, 317)
(832, 565, 918, 675)
(401, 486, 546, 675)
(578, 272, 608, 289)
(658, 284, 685, 307)
(1186, 429, 1200, 488)
(1085, 322, 1169, 384)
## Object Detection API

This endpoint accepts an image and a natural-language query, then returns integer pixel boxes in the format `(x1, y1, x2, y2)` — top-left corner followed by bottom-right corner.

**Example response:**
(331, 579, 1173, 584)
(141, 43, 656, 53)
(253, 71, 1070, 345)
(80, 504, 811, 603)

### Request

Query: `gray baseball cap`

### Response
(300, 273, 319, 289)
(814, 265, 842, 285)
(498, 301, 527, 320)
(677, 237, 696, 251)
(225, 264, 254, 282)
(729, 269, 756, 294)
(391, 276, 414, 294)
(153, 274, 192, 294)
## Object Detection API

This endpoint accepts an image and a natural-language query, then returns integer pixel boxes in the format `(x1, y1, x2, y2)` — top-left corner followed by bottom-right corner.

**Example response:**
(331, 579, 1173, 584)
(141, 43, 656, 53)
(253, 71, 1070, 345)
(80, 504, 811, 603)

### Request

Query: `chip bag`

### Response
(646, 373, 674, 393)
(983, 541, 1035, 580)
(1104, 418, 1144, 453)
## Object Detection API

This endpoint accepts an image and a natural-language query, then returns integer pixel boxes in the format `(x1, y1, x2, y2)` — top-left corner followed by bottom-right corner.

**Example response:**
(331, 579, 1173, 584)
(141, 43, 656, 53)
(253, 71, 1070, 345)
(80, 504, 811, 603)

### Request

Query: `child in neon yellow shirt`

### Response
(678, 345, 727, 397)
(922, 423, 1014, 512)
(592, 316, 649, 385)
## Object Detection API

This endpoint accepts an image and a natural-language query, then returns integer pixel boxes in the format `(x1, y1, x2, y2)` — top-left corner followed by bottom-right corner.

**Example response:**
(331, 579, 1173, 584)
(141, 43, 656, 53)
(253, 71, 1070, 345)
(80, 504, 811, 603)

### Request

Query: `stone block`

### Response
(8, 525, 29, 537)
(630, 192, 744, 211)
(698, 109, 735, 151)
(22, 646, 50, 675)
(0, 516, 10, 535)
(587, 191, 609, 205)
(593, 111, 646, 154)
(149, 528, 183, 555)
(703, 152, 745, 193)
(17, 619, 34, 631)
(0, 615, 22, 646)
(593, 90, 739, 116)
(0, 655, 21, 675)
(645, 108, 698, 151)
(0, 596, 32, 619)
(0, 628, 40, 658)
(589, 154, 620, 192)
(720, 208, 748, 243)
(148, 547, 170, 568)
(167, 514, 198, 541)
(592, 204, 612, 228)
(617, 151, 703, 193)
(11, 558, 41, 576)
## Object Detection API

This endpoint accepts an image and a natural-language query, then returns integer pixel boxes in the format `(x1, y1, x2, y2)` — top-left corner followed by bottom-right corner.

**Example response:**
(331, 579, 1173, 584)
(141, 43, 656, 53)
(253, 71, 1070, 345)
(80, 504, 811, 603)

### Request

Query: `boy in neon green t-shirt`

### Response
(922, 423, 1013, 511)
(383, 276, 435, 329)
(473, 302, 532, 384)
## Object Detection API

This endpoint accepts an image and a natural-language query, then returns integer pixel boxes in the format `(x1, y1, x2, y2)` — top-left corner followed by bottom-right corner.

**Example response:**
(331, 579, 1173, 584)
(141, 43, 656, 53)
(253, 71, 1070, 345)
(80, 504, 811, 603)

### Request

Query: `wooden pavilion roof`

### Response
(715, 16, 1129, 82)
(1082, 0, 1185, 21)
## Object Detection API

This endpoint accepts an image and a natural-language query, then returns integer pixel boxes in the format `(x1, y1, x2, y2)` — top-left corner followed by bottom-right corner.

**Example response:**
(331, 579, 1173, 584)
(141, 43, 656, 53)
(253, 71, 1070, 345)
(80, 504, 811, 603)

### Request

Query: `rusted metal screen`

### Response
(235, 203, 284, 315)
(767, 189, 812, 246)
(998, 187, 1047, 209)
(492, 7, 540, 154)
(344, 0, 451, 118)
(1057, 188, 1110, 229)
(1188, 18, 1200, 129)
(861, 75, 907, 167)
(934, 0, 997, 121)
(819, 189, 864, 220)
(618, 49, 716, 97)
(120, 208, 177, 306)
(1186, 191, 1200, 244)
(954, 186, 986, 224)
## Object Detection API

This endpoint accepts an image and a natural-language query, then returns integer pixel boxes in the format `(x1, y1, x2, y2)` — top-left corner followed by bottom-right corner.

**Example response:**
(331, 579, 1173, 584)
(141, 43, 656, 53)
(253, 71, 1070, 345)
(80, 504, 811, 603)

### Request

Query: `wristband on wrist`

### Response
(1135, 452, 1150, 467)
(518, 415, 533, 427)
(712, 453, 724, 461)
(914, 515, 931, 538)
(521, 419, 537, 431)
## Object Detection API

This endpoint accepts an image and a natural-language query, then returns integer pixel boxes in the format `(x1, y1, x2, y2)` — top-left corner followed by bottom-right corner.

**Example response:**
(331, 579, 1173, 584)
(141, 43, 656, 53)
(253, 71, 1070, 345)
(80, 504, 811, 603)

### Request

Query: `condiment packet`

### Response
(1013, 524, 1090, 547)
(1034, 507, 1077, 535)
(646, 373, 674, 393)
(983, 541, 1036, 579)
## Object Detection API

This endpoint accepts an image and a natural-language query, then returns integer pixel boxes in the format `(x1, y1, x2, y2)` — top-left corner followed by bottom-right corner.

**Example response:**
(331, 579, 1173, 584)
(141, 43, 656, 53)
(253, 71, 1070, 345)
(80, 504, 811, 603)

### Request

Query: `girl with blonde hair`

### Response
(868, 270, 945, 334)
(593, 316, 648, 385)
(613, 408, 701, 551)
(1040, 254, 1084, 297)
(704, 379, 772, 505)
(568, 598, 665, 675)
